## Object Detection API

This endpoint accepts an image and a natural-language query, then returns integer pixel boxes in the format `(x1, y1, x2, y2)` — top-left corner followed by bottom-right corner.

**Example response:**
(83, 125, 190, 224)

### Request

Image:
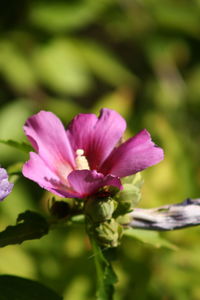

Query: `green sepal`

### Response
(114, 173, 144, 216)
(116, 213, 131, 225)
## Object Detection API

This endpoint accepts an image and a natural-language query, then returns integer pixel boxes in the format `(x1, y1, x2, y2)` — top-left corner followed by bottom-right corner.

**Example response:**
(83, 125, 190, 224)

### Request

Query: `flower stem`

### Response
(91, 238, 118, 300)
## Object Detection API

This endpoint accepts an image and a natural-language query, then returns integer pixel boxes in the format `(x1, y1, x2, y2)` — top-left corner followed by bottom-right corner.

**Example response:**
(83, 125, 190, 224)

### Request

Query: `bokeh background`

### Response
(0, 0, 200, 299)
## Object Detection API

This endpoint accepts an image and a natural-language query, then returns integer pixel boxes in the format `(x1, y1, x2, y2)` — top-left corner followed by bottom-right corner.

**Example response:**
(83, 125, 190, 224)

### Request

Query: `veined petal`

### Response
(22, 152, 78, 198)
(101, 129, 164, 177)
(67, 108, 126, 170)
(68, 170, 122, 198)
(24, 111, 75, 174)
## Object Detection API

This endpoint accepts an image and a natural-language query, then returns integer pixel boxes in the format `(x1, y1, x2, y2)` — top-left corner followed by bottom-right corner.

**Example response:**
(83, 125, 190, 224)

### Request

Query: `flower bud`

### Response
(94, 218, 123, 248)
(49, 199, 72, 219)
(84, 196, 118, 223)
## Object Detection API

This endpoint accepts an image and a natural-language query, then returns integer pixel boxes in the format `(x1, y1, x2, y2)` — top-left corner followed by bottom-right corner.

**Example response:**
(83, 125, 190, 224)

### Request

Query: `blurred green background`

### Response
(0, 0, 200, 299)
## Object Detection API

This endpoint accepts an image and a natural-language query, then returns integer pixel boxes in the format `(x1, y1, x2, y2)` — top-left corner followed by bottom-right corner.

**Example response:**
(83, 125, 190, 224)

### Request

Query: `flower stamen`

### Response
(75, 149, 90, 170)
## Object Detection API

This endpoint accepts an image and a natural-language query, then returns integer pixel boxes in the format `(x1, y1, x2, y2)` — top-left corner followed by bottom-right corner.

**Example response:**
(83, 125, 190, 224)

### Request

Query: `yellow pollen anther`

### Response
(75, 149, 90, 170)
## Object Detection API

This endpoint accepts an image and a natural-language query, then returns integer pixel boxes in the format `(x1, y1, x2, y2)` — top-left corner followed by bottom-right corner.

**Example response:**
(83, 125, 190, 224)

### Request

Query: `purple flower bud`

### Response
(0, 168, 13, 201)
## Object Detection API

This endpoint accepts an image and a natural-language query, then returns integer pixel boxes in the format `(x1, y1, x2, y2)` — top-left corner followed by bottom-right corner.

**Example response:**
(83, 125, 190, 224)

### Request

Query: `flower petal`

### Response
(67, 108, 126, 170)
(0, 168, 13, 201)
(24, 111, 75, 175)
(68, 170, 122, 198)
(22, 152, 78, 198)
(101, 129, 164, 177)
(0, 168, 9, 181)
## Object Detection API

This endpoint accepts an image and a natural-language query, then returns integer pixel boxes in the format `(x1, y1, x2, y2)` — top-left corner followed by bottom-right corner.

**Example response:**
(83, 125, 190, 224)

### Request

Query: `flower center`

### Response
(75, 149, 90, 170)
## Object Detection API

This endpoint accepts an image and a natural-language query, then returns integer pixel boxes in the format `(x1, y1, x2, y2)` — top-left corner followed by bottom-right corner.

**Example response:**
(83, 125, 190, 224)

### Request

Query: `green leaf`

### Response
(152, 3, 200, 37)
(0, 211, 49, 247)
(29, 0, 111, 33)
(33, 38, 91, 95)
(0, 40, 37, 92)
(91, 239, 118, 300)
(79, 40, 137, 86)
(0, 139, 32, 153)
(46, 98, 85, 122)
(92, 90, 133, 119)
(0, 100, 32, 161)
(0, 275, 62, 300)
(124, 228, 177, 250)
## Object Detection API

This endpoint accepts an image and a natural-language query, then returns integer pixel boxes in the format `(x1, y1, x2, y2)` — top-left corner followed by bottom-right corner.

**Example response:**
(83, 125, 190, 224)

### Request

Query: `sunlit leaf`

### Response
(0, 100, 31, 161)
(0, 40, 36, 92)
(79, 41, 137, 86)
(29, 0, 111, 32)
(151, 2, 200, 37)
(92, 89, 134, 119)
(124, 228, 177, 250)
(46, 98, 86, 122)
(33, 38, 91, 95)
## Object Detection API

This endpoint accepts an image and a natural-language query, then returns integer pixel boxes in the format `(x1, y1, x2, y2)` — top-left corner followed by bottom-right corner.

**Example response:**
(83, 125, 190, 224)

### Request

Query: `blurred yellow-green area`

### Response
(0, 0, 200, 299)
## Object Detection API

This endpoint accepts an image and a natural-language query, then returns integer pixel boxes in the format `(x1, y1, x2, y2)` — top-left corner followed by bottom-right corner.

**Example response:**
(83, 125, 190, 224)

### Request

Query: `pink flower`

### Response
(22, 109, 164, 198)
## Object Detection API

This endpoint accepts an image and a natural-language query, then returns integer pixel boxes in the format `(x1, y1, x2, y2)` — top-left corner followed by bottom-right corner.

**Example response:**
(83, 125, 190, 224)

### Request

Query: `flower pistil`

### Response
(75, 149, 90, 171)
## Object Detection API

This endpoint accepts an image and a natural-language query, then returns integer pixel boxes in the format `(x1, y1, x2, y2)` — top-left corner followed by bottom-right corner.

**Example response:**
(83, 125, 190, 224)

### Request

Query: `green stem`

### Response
(91, 239, 104, 287)
(91, 238, 118, 300)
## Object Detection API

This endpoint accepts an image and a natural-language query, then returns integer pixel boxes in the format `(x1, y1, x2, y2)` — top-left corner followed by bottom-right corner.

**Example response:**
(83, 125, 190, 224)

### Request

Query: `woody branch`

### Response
(128, 198, 200, 231)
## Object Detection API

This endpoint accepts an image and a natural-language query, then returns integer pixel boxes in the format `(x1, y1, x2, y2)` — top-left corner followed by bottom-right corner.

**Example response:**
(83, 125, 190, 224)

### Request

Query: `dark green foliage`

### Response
(0, 211, 49, 247)
(0, 275, 62, 300)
